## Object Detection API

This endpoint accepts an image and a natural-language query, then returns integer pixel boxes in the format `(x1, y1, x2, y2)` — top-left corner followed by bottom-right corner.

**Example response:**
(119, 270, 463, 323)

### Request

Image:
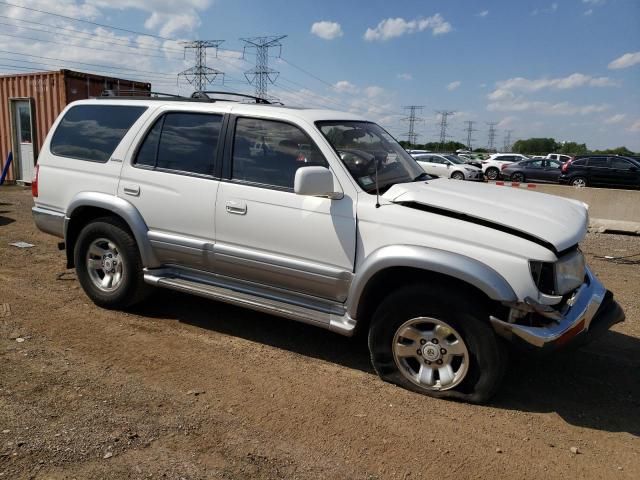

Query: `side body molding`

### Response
(65, 192, 159, 267)
(347, 245, 518, 319)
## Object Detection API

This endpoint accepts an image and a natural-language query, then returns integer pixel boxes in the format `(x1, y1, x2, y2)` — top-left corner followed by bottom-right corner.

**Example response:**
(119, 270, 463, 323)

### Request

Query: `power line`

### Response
(0, 0, 176, 42)
(178, 40, 224, 92)
(240, 35, 287, 100)
(402, 106, 424, 147)
(487, 122, 498, 152)
(463, 120, 477, 151)
(436, 111, 455, 150)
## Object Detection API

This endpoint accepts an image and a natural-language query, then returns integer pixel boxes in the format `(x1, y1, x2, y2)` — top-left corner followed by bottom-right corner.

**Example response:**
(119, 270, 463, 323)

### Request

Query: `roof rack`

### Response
(192, 91, 272, 104)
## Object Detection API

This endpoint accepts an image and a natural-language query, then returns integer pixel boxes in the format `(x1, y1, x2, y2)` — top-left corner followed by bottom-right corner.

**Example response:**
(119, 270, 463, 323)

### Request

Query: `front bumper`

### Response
(490, 267, 624, 351)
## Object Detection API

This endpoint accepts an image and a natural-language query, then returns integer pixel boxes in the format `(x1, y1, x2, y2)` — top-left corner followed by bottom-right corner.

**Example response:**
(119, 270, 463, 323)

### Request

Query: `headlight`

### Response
(530, 250, 585, 295)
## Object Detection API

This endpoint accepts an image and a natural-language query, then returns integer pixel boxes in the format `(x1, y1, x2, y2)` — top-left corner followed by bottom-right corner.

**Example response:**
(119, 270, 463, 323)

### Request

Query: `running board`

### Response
(143, 272, 357, 336)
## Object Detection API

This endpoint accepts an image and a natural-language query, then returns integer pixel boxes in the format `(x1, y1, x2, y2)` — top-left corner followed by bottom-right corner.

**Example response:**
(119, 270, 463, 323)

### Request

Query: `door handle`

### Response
(123, 184, 140, 196)
(225, 200, 247, 215)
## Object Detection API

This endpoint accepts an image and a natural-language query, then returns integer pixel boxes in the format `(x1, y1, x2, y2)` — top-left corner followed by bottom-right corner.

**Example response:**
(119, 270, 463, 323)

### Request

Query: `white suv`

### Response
(32, 94, 624, 403)
(482, 153, 530, 180)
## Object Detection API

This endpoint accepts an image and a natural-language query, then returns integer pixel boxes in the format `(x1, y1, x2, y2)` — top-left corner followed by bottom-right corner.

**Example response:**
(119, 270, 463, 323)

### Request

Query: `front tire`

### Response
(368, 284, 507, 403)
(451, 171, 465, 180)
(485, 167, 500, 181)
(74, 217, 151, 309)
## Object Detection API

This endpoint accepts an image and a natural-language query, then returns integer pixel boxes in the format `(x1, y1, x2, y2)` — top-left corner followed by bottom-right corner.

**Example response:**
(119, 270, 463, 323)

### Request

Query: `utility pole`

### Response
(463, 120, 477, 151)
(436, 111, 455, 151)
(240, 35, 287, 100)
(503, 130, 514, 152)
(487, 122, 498, 152)
(178, 40, 224, 92)
(402, 106, 424, 147)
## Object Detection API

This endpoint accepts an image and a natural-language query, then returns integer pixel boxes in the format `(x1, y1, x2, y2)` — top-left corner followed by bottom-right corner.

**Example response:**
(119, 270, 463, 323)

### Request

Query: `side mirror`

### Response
(294, 166, 342, 199)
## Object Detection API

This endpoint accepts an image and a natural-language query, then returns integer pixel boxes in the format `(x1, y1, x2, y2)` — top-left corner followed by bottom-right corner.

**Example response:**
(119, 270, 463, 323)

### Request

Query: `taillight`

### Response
(561, 160, 571, 173)
(31, 164, 39, 197)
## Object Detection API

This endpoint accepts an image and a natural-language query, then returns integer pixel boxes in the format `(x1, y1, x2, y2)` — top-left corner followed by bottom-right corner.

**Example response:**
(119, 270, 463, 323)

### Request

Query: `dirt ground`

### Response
(0, 185, 638, 479)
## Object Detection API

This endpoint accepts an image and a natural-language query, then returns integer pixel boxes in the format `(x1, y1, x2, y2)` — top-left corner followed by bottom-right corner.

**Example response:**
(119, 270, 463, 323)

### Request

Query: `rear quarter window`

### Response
(50, 105, 147, 162)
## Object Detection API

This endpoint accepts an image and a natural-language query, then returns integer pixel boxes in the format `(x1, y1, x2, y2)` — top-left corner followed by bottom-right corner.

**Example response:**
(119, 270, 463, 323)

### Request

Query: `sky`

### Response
(0, 0, 639, 150)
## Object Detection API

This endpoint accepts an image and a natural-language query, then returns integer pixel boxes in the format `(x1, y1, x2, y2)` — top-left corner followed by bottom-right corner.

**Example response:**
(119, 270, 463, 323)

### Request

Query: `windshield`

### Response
(444, 155, 464, 164)
(316, 121, 424, 193)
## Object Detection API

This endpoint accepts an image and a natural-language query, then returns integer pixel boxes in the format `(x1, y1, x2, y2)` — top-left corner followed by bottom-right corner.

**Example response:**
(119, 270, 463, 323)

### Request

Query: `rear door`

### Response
(541, 159, 562, 182)
(586, 156, 610, 185)
(118, 106, 228, 270)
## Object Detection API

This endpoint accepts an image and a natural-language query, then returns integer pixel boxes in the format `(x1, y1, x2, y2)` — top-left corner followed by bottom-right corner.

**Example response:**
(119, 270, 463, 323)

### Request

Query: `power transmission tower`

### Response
(240, 35, 287, 100)
(503, 130, 514, 152)
(402, 106, 424, 147)
(463, 120, 477, 151)
(487, 122, 498, 152)
(436, 111, 455, 150)
(178, 40, 224, 92)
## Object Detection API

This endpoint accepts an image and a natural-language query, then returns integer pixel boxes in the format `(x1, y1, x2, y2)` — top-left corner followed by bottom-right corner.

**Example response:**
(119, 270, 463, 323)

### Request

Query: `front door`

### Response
(214, 115, 356, 302)
(12, 100, 35, 183)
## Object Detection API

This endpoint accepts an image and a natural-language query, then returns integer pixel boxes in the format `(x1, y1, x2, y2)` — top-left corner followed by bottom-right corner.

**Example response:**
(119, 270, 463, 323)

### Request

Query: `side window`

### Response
(51, 105, 147, 162)
(587, 157, 608, 168)
(529, 160, 544, 168)
(572, 159, 586, 166)
(610, 158, 633, 170)
(134, 112, 222, 175)
(232, 117, 327, 189)
(548, 160, 562, 168)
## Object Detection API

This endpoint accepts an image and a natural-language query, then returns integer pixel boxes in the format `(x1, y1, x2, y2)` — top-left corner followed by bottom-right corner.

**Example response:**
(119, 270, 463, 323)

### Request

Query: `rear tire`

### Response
(485, 167, 500, 181)
(571, 176, 588, 187)
(74, 217, 151, 309)
(511, 172, 525, 182)
(368, 284, 507, 404)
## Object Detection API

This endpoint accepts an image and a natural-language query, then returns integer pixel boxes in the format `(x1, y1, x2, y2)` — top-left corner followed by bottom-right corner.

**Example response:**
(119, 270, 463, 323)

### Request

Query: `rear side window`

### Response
(610, 158, 634, 170)
(587, 157, 608, 167)
(51, 105, 146, 162)
(134, 112, 222, 175)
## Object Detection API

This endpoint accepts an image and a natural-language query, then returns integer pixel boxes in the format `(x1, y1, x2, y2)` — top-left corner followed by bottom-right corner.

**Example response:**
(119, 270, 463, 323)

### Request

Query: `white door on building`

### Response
(13, 100, 35, 183)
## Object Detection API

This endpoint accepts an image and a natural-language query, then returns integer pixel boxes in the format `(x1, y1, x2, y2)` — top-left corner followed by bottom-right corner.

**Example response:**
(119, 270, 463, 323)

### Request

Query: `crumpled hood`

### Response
(382, 179, 588, 253)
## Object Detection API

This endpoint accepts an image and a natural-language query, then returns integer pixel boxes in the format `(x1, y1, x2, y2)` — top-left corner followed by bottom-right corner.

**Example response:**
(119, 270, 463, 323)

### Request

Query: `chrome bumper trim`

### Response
(490, 267, 606, 348)
(32, 206, 65, 238)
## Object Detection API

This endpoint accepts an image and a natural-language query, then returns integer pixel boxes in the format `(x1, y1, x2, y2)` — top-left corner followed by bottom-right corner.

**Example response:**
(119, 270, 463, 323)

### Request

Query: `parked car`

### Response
(546, 153, 573, 163)
(412, 153, 484, 181)
(501, 159, 563, 183)
(457, 154, 483, 169)
(482, 153, 530, 180)
(32, 94, 624, 403)
(559, 155, 640, 188)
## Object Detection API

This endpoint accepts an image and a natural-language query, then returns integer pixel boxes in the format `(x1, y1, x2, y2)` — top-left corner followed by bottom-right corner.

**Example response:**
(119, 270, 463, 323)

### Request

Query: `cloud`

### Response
(446, 80, 461, 91)
(495, 73, 618, 92)
(364, 14, 452, 41)
(531, 3, 559, 15)
(397, 73, 413, 80)
(333, 80, 358, 93)
(583, 0, 606, 5)
(364, 86, 385, 98)
(497, 116, 518, 128)
(477, 10, 489, 17)
(487, 97, 609, 116)
(604, 114, 626, 125)
(310, 21, 343, 40)
(608, 51, 640, 70)
(628, 120, 640, 133)
(584, 9, 593, 15)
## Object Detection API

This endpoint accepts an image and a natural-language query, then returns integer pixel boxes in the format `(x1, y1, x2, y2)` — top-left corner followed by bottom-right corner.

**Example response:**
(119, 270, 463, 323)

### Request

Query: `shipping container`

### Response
(0, 69, 150, 184)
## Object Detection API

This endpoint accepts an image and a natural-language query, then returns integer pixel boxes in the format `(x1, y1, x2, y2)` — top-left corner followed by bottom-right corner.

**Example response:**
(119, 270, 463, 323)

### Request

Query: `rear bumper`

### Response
(32, 206, 65, 238)
(490, 267, 624, 351)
